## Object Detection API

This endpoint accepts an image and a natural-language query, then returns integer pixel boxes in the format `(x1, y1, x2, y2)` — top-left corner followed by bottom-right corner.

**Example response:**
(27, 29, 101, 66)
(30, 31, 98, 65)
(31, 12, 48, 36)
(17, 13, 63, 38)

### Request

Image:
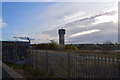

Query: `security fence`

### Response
(2, 41, 30, 64)
(29, 50, 120, 78)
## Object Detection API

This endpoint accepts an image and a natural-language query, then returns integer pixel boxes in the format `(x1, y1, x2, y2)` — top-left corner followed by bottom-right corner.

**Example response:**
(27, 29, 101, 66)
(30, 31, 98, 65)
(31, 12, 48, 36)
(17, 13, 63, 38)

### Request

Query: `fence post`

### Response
(118, 53, 120, 78)
(31, 50, 33, 65)
(45, 50, 48, 72)
(32, 51, 36, 69)
(68, 52, 70, 79)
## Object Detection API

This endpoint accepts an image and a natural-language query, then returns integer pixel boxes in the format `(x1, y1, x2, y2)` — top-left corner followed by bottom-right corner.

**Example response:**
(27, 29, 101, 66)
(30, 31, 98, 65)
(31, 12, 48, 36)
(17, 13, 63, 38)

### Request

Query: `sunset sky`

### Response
(1, 0, 119, 44)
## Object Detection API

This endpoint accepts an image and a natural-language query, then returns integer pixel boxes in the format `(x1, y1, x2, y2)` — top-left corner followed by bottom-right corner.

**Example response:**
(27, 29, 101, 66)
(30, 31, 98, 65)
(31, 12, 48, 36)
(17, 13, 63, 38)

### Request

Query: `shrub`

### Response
(64, 45, 78, 51)
(48, 43, 59, 50)
(32, 43, 78, 51)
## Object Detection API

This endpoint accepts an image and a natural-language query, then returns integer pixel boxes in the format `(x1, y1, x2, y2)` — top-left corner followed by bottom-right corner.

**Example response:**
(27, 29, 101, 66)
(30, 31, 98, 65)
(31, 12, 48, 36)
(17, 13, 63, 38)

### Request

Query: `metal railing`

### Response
(28, 50, 120, 78)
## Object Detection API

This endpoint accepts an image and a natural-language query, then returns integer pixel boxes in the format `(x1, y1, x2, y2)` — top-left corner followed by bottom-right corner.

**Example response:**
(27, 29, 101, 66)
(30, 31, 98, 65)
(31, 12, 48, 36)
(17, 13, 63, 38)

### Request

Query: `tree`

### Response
(103, 41, 114, 51)
(50, 39, 56, 43)
(103, 41, 114, 45)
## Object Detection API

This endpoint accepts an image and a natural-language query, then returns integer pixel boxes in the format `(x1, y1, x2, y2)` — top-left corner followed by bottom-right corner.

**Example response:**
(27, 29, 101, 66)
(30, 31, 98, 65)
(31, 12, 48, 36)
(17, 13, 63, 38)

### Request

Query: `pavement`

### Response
(2, 68, 14, 80)
(0, 62, 24, 80)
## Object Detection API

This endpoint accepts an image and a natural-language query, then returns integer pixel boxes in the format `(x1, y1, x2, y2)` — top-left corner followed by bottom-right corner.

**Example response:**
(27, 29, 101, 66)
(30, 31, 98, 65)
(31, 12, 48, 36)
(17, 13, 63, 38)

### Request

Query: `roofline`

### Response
(0, 41, 30, 43)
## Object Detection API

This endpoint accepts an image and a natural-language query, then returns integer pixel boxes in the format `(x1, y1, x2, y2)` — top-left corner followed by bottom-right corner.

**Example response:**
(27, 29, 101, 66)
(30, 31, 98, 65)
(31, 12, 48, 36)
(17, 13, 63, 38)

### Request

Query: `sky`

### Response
(1, 0, 119, 2)
(1, 1, 119, 44)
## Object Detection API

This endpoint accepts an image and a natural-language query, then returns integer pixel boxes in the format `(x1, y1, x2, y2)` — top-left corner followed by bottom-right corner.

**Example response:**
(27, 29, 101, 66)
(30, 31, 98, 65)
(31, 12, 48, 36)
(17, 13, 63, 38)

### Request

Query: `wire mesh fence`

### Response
(29, 50, 120, 78)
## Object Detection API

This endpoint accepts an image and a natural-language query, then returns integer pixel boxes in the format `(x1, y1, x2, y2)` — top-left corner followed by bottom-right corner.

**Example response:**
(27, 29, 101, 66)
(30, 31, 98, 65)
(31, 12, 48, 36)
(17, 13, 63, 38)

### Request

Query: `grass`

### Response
(5, 62, 56, 79)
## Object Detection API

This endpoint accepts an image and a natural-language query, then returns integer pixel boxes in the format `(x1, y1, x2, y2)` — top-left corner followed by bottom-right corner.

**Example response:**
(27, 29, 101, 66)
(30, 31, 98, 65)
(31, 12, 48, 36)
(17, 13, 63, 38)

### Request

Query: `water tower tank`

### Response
(58, 29, 65, 45)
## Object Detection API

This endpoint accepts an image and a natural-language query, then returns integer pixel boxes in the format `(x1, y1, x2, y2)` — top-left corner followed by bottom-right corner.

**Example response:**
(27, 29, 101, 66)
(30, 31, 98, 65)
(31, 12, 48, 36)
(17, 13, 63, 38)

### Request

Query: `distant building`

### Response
(2, 41, 30, 64)
(58, 29, 65, 45)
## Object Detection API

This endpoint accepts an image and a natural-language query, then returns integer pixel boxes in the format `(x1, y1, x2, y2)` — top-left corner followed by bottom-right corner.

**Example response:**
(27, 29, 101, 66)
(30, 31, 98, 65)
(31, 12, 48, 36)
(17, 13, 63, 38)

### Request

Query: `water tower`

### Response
(58, 29, 65, 45)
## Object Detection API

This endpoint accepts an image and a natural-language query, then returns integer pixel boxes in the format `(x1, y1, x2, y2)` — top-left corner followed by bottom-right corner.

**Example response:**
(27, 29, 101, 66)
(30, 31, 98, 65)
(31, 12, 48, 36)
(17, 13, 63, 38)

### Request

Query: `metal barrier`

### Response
(29, 50, 120, 78)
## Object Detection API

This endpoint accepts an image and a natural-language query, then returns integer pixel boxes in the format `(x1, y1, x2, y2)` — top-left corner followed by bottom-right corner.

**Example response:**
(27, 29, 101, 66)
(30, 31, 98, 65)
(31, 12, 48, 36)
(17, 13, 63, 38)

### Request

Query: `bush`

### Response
(64, 45, 78, 51)
(32, 43, 78, 51)
(48, 43, 59, 50)
(32, 43, 59, 50)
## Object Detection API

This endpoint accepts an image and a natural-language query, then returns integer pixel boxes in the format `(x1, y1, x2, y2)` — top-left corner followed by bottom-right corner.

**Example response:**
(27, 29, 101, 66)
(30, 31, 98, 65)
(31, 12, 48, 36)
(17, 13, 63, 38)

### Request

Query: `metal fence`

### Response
(2, 41, 30, 64)
(29, 50, 120, 78)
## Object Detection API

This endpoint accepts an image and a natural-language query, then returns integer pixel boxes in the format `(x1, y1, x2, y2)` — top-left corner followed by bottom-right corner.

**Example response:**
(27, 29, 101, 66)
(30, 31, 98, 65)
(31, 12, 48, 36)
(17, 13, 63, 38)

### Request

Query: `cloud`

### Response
(66, 22, 117, 44)
(69, 29, 100, 38)
(92, 12, 118, 25)
(10, 2, 117, 44)
(41, 10, 116, 36)
(63, 11, 85, 21)
(0, 20, 6, 28)
(30, 2, 116, 31)
(40, 19, 117, 44)
(30, 33, 58, 44)
(92, 7, 118, 25)
(60, 11, 116, 28)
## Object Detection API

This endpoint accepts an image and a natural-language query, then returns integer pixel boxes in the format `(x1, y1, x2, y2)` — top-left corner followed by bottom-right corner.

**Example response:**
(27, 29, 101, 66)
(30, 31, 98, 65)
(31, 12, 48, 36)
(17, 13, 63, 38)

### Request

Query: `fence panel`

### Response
(30, 50, 120, 78)
(47, 51, 68, 77)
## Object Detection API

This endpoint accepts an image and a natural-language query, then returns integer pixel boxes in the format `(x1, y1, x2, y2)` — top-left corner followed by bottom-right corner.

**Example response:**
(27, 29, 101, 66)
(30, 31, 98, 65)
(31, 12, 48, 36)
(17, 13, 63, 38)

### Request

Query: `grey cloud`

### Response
(52, 11, 116, 31)
(42, 10, 116, 36)
(42, 21, 117, 44)
(67, 22, 117, 44)
(62, 11, 116, 28)
(32, 3, 117, 44)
